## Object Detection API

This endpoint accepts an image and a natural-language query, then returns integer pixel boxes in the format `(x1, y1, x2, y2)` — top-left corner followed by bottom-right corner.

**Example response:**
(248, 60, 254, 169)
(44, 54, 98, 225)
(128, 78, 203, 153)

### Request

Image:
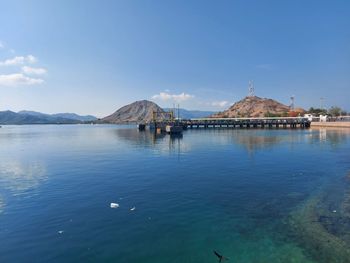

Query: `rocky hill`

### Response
(212, 96, 291, 118)
(102, 100, 166, 123)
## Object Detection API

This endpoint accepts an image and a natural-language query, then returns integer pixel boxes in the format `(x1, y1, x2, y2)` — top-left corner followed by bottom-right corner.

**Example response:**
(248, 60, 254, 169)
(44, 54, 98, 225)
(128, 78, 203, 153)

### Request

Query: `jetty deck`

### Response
(183, 117, 310, 129)
(150, 117, 311, 131)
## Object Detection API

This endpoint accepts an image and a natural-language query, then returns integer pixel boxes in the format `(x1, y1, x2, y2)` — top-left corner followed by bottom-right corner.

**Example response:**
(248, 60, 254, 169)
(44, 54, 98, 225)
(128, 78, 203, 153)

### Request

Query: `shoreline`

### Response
(311, 122, 350, 128)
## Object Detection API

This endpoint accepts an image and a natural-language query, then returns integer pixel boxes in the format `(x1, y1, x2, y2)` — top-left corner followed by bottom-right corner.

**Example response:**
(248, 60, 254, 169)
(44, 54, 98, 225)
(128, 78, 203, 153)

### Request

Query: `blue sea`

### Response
(0, 125, 350, 263)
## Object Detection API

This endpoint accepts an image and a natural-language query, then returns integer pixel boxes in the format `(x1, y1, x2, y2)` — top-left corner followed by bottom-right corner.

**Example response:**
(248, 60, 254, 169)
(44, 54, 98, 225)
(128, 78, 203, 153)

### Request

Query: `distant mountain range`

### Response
(18, 111, 97, 122)
(1, 102, 215, 125)
(1, 96, 300, 125)
(0, 110, 97, 125)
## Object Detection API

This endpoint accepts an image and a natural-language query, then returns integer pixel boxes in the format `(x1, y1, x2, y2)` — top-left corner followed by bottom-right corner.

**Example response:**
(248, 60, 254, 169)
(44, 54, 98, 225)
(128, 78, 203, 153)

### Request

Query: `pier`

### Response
(183, 117, 311, 129)
(147, 117, 311, 133)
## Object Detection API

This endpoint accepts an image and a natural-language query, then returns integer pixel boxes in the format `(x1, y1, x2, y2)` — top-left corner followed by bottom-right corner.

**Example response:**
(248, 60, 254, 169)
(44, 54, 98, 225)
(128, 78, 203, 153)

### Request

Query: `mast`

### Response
(248, 80, 255, 97)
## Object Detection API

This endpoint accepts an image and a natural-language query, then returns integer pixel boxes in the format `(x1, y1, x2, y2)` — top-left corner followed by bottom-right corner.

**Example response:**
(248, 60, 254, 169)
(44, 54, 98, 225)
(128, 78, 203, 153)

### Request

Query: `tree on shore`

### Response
(308, 106, 348, 116)
(307, 107, 327, 115)
(328, 106, 342, 117)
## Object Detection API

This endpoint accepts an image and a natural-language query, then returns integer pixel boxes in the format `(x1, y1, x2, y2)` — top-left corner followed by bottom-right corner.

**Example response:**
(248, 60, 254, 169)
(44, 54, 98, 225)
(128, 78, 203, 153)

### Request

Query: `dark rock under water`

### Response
(289, 174, 350, 263)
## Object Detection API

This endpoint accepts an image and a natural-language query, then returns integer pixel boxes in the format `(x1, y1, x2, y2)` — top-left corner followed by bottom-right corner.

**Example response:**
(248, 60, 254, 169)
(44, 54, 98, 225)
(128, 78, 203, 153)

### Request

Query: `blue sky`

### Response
(0, 0, 349, 117)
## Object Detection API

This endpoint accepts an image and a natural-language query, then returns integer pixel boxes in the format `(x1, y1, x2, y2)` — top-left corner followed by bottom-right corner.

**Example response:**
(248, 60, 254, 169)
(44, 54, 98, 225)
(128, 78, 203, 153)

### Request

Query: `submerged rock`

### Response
(288, 180, 350, 263)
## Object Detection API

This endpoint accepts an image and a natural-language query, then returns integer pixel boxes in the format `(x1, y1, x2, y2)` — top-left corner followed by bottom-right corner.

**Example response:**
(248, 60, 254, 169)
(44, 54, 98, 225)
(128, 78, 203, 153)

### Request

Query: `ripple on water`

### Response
(0, 126, 349, 262)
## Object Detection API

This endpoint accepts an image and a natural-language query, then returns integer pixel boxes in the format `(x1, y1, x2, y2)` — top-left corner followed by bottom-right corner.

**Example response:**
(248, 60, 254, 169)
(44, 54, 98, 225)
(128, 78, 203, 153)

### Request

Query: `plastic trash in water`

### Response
(110, 203, 119, 208)
(333, 210, 337, 213)
(130, 207, 136, 211)
(58, 230, 64, 234)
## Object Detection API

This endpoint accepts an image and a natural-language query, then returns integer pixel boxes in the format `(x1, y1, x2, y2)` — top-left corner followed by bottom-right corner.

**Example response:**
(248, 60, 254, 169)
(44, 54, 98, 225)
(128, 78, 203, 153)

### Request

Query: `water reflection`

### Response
(0, 195, 4, 214)
(112, 129, 157, 146)
(113, 128, 189, 155)
(0, 160, 47, 195)
(113, 127, 350, 156)
(0, 125, 349, 262)
(230, 132, 282, 152)
(113, 128, 290, 154)
(307, 128, 350, 147)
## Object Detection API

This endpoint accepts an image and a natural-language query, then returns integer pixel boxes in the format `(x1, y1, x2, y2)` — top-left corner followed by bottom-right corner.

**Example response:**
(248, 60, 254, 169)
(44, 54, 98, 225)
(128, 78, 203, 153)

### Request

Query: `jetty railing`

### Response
(181, 117, 310, 129)
(147, 117, 311, 131)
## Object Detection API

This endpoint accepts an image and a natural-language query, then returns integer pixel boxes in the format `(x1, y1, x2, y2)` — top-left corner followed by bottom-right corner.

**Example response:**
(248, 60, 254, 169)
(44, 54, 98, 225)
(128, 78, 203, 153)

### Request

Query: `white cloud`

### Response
(22, 66, 47, 75)
(152, 92, 194, 102)
(0, 73, 44, 86)
(26, 55, 37, 63)
(0, 56, 24, 66)
(0, 55, 37, 66)
(211, 100, 230, 107)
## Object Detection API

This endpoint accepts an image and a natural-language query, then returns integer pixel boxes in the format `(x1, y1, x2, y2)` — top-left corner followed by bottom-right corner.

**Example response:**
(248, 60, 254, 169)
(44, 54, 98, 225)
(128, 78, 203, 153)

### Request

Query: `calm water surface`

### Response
(0, 125, 349, 263)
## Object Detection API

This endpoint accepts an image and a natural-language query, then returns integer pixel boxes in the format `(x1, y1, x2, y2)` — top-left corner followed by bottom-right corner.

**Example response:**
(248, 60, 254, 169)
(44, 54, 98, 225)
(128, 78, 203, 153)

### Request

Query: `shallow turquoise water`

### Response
(0, 125, 349, 262)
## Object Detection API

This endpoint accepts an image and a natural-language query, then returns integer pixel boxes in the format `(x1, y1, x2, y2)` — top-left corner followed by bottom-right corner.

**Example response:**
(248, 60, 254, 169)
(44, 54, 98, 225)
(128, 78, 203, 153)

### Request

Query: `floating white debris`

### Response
(58, 230, 64, 234)
(130, 207, 136, 211)
(333, 210, 337, 213)
(110, 203, 119, 208)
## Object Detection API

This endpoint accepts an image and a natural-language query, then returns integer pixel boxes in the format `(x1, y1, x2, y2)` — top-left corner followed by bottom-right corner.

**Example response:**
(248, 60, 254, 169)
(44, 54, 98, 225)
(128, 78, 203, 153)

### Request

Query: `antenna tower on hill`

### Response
(248, 80, 254, 97)
(290, 95, 295, 110)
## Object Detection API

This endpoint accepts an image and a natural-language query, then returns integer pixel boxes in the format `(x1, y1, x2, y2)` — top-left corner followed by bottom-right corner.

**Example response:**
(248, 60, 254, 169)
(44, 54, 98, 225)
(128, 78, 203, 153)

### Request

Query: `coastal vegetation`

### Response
(307, 107, 348, 117)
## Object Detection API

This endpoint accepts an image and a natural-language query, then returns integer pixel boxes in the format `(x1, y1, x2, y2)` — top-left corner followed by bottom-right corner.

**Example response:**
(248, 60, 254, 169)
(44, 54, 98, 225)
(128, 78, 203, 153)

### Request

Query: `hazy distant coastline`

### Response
(0, 110, 97, 125)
